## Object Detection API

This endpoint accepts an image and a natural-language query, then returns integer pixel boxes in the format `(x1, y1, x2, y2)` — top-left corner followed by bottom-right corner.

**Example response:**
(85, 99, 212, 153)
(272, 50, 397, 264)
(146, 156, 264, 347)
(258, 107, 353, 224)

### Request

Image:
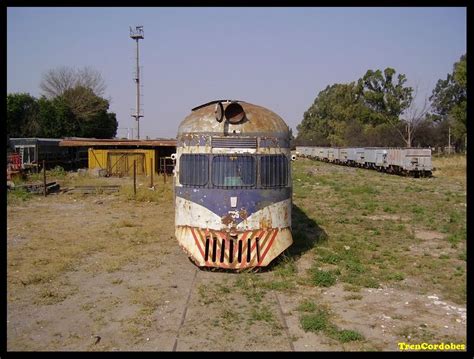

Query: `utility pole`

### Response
(130, 25, 144, 140)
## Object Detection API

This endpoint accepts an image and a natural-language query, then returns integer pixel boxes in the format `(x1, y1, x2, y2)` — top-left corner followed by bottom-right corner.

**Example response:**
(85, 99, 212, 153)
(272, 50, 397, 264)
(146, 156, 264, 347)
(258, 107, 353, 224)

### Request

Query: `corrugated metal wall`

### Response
(88, 148, 156, 176)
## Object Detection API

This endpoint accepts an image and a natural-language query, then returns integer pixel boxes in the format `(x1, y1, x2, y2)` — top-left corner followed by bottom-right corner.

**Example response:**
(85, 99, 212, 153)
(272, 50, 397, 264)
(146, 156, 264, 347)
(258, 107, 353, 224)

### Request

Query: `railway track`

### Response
(171, 267, 295, 351)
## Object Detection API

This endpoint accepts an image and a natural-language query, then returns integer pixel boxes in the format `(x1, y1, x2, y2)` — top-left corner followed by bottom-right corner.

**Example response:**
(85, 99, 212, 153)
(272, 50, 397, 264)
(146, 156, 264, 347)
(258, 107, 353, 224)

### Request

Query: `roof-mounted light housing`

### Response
(224, 102, 245, 124)
(214, 102, 224, 123)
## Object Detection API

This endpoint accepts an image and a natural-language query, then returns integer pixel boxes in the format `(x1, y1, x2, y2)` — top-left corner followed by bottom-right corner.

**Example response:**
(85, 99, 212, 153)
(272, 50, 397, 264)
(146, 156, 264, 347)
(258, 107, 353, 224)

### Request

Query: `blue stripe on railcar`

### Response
(175, 187, 291, 225)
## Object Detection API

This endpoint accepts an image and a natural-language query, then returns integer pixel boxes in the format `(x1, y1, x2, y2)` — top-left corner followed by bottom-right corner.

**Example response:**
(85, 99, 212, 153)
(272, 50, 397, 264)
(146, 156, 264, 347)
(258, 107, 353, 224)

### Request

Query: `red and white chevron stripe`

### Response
(189, 227, 279, 269)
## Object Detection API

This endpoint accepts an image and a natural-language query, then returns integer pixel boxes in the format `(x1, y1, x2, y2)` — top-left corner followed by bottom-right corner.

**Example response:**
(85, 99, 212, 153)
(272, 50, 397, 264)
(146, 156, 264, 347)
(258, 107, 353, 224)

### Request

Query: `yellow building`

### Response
(88, 148, 155, 176)
(59, 138, 176, 177)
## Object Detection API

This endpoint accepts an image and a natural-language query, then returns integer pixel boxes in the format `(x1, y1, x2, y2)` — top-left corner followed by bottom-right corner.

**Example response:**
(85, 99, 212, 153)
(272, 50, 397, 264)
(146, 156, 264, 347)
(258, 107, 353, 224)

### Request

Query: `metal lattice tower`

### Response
(130, 25, 144, 139)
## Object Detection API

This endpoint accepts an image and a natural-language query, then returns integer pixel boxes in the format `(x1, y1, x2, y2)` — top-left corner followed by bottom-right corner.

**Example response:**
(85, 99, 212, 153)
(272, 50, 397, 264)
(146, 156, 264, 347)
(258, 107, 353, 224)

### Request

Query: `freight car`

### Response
(296, 146, 432, 177)
(174, 100, 293, 269)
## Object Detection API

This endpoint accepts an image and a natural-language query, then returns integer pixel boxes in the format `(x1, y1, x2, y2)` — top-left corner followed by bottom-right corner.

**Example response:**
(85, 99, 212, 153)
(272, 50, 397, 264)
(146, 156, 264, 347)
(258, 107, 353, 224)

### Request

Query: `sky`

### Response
(7, 7, 466, 139)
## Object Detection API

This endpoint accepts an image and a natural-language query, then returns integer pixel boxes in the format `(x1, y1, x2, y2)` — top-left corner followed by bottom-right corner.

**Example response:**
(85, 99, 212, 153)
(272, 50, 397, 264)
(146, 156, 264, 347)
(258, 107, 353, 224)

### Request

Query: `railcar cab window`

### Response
(261, 154, 288, 187)
(212, 155, 255, 187)
(179, 154, 208, 186)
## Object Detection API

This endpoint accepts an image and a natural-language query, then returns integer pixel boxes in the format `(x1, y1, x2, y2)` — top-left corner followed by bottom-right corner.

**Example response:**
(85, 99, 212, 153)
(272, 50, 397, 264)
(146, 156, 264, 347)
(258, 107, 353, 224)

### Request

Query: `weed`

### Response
(310, 269, 337, 287)
(299, 306, 364, 343)
(262, 280, 295, 291)
(7, 188, 33, 204)
(35, 284, 78, 305)
(387, 272, 405, 281)
(343, 284, 361, 292)
(130, 286, 161, 314)
(300, 310, 330, 332)
(335, 329, 364, 342)
(296, 299, 317, 313)
(341, 272, 379, 288)
(250, 305, 275, 324)
(273, 256, 297, 277)
(318, 249, 341, 264)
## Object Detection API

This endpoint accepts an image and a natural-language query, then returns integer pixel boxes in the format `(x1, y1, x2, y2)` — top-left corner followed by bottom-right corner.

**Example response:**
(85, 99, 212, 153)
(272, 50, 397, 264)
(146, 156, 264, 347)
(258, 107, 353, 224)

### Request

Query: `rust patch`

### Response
(229, 226, 238, 236)
(177, 101, 290, 138)
(259, 217, 272, 229)
(221, 214, 233, 225)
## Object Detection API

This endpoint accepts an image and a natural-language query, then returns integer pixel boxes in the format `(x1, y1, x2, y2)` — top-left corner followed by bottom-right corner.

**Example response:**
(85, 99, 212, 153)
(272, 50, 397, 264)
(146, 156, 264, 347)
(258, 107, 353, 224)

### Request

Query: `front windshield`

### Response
(212, 155, 255, 187)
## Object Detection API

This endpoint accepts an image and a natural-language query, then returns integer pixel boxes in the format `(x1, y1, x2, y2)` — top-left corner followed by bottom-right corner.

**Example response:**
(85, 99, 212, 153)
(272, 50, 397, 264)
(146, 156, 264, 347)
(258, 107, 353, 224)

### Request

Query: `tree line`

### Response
(295, 54, 466, 151)
(7, 66, 118, 139)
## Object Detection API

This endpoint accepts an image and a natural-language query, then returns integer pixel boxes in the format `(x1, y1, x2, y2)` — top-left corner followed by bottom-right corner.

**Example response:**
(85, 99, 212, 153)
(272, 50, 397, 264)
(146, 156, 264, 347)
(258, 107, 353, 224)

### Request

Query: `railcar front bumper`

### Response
(175, 226, 293, 269)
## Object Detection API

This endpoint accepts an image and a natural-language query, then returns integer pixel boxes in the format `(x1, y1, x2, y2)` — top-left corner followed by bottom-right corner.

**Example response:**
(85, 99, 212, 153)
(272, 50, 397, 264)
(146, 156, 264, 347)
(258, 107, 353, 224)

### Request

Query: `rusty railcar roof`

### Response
(59, 138, 177, 147)
(178, 101, 290, 137)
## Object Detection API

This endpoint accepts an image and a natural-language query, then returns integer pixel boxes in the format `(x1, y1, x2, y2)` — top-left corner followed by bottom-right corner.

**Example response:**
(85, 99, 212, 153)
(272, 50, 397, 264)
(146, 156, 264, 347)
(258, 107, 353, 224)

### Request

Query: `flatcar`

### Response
(174, 100, 293, 269)
(296, 146, 432, 177)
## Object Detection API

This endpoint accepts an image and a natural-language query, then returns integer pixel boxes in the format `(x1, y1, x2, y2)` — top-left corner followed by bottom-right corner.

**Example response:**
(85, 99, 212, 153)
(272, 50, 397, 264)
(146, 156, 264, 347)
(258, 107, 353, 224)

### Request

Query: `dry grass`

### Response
(432, 155, 467, 180)
(8, 175, 174, 308)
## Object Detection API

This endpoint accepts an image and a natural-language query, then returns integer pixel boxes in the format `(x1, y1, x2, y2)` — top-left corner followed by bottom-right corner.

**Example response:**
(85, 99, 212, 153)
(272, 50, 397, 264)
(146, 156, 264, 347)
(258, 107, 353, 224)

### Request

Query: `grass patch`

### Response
(250, 305, 275, 323)
(301, 311, 330, 332)
(130, 285, 161, 316)
(7, 187, 33, 205)
(343, 284, 361, 292)
(341, 272, 379, 289)
(386, 272, 405, 281)
(299, 301, 364, 343)
(335, 329, 365, 342)
(310, 269, 338, 287)
(261, 280, 295, 291)
(317, 248, 341, 264)
(234, 274, 266, 303)
(198, 282, 231, 305)
(119, 182, 173, 203)
(296, 299, 317, 313)
(35, 284, 78, 305)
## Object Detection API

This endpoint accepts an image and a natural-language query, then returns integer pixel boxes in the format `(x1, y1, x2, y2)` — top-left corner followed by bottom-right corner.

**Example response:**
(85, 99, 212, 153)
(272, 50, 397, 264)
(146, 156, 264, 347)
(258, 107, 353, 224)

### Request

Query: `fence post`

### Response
(43, 160, 47, 197)
(133, 160, 137, 197)
(150, 157, 154, 188)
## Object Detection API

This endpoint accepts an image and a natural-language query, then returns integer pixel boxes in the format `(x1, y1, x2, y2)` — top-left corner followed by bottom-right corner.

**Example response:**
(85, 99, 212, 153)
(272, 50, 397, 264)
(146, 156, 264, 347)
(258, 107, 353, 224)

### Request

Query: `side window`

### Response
(179, 154, 208, 186)
(212, 155, 255, 187)
(260, 155, 288, 187)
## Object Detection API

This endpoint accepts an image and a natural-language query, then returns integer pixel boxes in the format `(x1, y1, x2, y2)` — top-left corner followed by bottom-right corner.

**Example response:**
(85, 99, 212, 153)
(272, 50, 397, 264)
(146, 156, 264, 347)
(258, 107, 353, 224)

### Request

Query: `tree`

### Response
(429, 54, 466, 149)
(37, 96, 80, 138)
(61, 86, 109, 121)
(54, 87, 117, 138)
(7, 93, 39, 137)
(357, 68, 414, 146)
(400, 85, 431, 147)
(40, 66, 106, 99)
(80, 111, 118, 138)
(296, 82, 370, 146)
(7, 91, 117, 139)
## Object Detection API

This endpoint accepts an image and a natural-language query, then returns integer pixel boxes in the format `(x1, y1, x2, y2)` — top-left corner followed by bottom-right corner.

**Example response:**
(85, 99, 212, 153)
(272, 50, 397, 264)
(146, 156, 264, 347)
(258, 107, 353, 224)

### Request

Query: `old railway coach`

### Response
(175, 100, 293, 269)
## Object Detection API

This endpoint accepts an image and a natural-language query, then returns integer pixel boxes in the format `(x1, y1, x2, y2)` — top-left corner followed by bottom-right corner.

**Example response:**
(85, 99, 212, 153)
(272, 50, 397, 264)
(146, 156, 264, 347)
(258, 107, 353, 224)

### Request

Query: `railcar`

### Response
(174, 100, 293, 269)
(295, 146, 432, 177)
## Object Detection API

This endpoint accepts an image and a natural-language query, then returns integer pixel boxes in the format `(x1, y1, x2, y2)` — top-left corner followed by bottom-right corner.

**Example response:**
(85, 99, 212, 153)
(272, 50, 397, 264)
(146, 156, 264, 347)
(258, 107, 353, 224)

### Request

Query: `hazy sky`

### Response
(7, 7, 466, 139)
